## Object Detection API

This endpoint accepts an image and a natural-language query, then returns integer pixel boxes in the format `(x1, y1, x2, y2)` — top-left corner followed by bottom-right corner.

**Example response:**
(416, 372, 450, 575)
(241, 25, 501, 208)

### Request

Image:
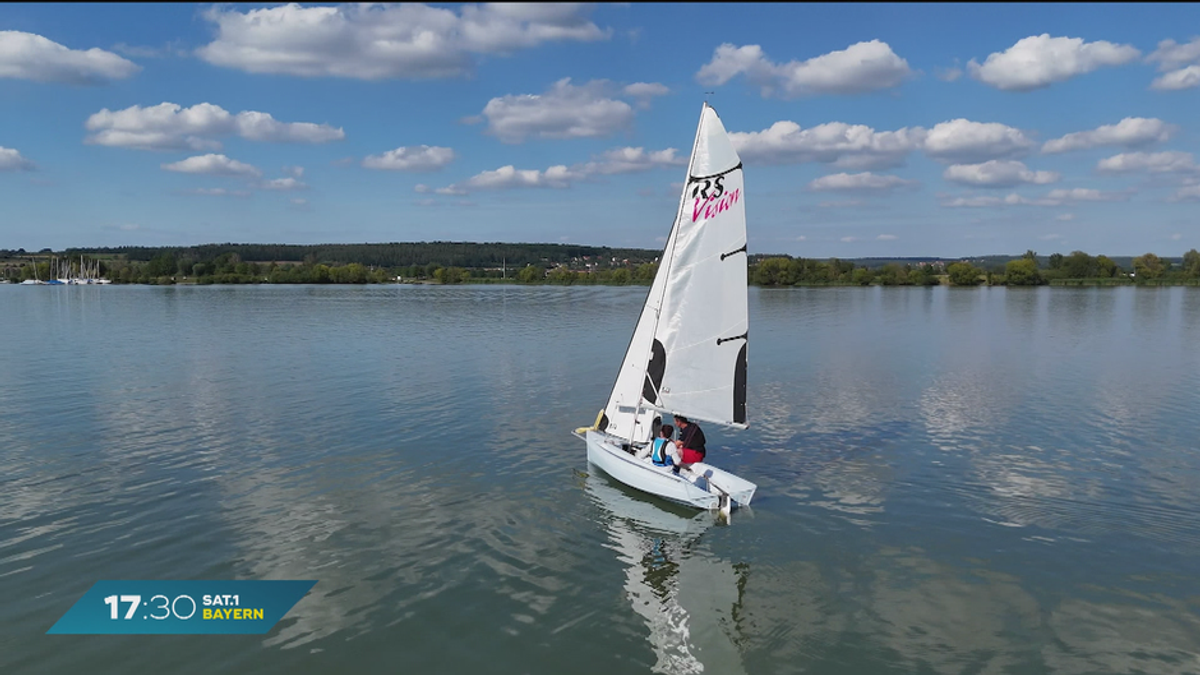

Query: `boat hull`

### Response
(585, 430, 756, 510)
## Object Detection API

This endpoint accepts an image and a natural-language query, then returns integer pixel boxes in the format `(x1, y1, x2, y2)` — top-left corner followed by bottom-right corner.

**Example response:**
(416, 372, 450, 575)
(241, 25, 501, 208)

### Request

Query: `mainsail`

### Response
(601, 104, 748, 443)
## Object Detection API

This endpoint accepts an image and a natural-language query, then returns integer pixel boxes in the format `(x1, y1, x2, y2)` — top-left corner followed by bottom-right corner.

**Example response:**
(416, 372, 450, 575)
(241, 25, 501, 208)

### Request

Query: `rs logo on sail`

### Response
(692, 187, 741, 223)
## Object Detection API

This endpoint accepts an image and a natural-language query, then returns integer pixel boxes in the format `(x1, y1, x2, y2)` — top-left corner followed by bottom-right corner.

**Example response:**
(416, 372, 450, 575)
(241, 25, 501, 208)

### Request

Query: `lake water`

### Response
(2, 284, 1198, 674)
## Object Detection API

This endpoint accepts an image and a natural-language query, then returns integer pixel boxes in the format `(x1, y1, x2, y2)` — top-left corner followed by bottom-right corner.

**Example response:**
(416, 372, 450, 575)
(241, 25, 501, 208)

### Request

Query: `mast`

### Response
(598, 101, 748, 438)
(628, 103, 709, 437)
(600, 104, 708, 444)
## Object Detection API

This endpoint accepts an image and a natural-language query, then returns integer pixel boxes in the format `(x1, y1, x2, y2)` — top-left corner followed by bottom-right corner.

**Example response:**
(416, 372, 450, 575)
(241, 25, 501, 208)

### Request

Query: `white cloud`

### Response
(729, 120, 926, 170)
(85, 102, 344, 150)
(283, 165, 304, 178)
(729, 117, 1035, 168)
(1150, 66, 1200, 91)
(1170, 233, 1184, 240)
(235, 110, 345, 143)
(877, 234, 898, 241)
(111, 40, 187, 59)
(808, 172, 916, 191)
(1039, 233, 1064, 241)
(943, 160, 1059, 187)
(1169, 184, 1200, 202)
(923, 119, 1034, 163)
(0, 30, 140, 84)
(623, 82, 669, 107)
(1042, 188, 1131, 203)
(362, 145, 456, 171)
(1096, 151, 1198, 174)
(462, 164, 584, 191)
(817, 200, 864, 208)
(1147, 37, 1200, 71)
(939, 188, 1127, 208)
(840, 236, 861, 243)
(696, 40, 912, 97)
(0, 146, 35, 171)
(428, 145, 695, 195)
(580, 146, 685, 175)
(940, 193, 1032, 208)
(291, 198, 308, 206)
(935, 66, 963, 82)
(1057, 213, 1076, 221)
(161, 154, 262, 177)
(481, 78, 634, 143)
(967, 34, 1140, 91)
(183, 187, 251, 197)
(260, 177, 307, 191)
(1042, 117, 1177, 154)
(196, 3, 608, 80)
(1147, 37, 1200, 90)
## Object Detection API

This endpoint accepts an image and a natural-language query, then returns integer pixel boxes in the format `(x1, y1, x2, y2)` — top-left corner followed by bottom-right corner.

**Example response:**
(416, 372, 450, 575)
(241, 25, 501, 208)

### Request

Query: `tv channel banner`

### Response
(47, 580, 317, 635)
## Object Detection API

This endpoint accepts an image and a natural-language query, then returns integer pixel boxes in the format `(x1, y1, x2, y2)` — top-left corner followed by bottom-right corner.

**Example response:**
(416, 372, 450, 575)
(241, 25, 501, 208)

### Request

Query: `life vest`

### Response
(651, 439, 673, 467)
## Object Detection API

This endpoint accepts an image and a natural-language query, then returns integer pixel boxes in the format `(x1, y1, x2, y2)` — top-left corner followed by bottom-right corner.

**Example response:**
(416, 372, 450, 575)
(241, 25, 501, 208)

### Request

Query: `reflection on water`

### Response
(584, 471, 748, 675)
(866, 547, 1043, 674)
(1, 285, 1199, 674)
(1043, 595, 1200, 675)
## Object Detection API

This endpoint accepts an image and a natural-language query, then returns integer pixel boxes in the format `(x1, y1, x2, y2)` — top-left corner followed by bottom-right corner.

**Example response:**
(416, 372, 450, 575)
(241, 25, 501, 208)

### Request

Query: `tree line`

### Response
(750, 250, 1200, 287)
(43, 242, 661, 269)
(3, 244, 1198, 287)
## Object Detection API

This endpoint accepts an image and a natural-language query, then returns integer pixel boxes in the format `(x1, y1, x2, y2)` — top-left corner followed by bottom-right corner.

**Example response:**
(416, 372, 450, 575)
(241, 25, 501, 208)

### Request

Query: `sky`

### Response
(1, 2, 1198, 258)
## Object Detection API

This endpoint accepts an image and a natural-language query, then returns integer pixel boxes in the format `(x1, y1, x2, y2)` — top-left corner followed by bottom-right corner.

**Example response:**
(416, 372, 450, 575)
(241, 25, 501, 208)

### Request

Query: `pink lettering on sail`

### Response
(691, 187, 740, 223)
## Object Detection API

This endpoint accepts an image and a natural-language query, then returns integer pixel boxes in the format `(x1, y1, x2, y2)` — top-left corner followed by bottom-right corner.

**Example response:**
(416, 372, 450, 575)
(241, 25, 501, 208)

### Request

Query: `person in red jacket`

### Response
(673, 416, 707, 467)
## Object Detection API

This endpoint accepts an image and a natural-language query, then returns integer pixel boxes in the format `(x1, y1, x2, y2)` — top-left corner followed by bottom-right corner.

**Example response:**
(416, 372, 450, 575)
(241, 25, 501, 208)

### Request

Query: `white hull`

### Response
(584, 430, 756, 510)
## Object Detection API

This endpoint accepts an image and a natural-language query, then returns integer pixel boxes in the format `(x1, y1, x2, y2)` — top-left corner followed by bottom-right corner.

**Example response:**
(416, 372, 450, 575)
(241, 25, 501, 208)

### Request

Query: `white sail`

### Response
(600, 104, 748, 441)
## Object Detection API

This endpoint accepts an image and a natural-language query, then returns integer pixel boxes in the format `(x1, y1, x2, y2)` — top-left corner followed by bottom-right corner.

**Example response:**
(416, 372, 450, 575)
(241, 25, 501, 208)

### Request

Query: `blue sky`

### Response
(1, 3, 1198, 257)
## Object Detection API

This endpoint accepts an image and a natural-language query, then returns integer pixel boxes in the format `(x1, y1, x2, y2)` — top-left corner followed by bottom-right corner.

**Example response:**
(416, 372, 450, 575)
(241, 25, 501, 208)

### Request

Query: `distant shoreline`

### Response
(3, 244, 1198, 288)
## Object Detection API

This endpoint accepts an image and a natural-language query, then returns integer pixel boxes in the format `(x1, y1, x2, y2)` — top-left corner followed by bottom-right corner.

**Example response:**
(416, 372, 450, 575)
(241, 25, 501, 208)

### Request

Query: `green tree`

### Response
(1095, 255, 1120, 278)
(947, 262, 983, 286)
(1063, 250, 1096, 279)
(547, 266, 577, 284)
(517, 265, 543, 283)
(804, 260, 832, 282)
(145, 253, 176, 278)
(1183, 248, 1200, 278)
(1132, 253, 1164, 280)
(755, 257, 795, 286)
(634, 262, 658, 282)
(609, 268, 631, 284)
(432, 266, 468, 284)
(851, 267, 873, 285)
(876, 263, 907, 286)
(1048, 252, 1064, 270)
(909, 267, 938, 286)
(1005, 258, 1042, 285)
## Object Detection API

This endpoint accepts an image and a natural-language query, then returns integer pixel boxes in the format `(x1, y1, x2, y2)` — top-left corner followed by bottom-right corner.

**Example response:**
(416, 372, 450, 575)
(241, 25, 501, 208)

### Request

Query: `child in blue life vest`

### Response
(650, 424, 678, 468)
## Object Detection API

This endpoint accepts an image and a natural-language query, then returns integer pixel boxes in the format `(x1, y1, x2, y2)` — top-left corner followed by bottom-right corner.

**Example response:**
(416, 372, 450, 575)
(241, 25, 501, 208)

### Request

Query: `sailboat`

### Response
(574, 102, 757, 516)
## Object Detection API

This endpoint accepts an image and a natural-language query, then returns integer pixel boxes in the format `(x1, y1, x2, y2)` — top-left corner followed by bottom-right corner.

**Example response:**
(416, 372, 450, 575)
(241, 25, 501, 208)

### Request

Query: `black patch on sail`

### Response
(642, 339, 666, 404)
(598, 412, 609, 432)
(733, 343, 747, 425)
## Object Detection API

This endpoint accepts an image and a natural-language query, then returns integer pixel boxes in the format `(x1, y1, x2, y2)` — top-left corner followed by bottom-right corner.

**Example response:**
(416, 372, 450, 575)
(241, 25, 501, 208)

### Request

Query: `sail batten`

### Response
(601, 103, 748, 441)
